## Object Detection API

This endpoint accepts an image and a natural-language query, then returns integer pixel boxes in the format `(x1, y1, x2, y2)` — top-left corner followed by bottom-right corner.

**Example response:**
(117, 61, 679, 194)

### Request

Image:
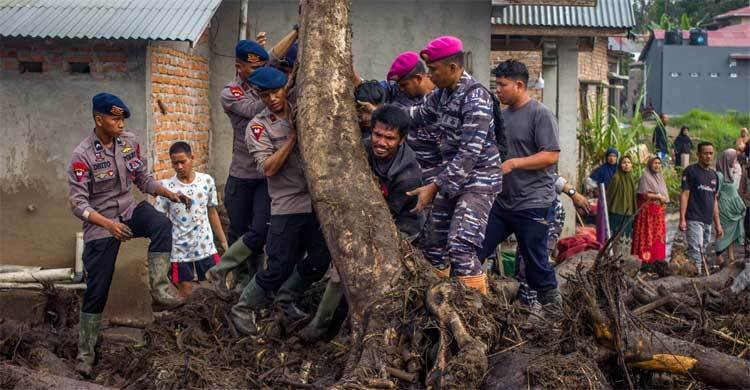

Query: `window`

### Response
(730, 73, 738, 78)
(69, 62, 91, 74)
(689, 72, 699, 78)
(19, 61, 42, 73)
(710, 73, 718, 78)
(670, 72, 680, 78)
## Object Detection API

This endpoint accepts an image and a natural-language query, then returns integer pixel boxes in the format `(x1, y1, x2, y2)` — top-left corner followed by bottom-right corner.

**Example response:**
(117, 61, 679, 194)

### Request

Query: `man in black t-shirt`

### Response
(679, 142, 724, 274)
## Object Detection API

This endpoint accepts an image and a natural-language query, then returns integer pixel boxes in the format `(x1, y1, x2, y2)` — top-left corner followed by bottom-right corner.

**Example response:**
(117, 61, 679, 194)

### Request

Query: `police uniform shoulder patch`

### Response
(229, 86, 244, 98)
(71, 161, 89, 182)
(250, 123, 266, 141)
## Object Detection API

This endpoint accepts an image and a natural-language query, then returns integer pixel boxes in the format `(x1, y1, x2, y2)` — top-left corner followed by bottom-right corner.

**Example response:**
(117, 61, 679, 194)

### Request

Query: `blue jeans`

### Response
(479, 202, 558, 292)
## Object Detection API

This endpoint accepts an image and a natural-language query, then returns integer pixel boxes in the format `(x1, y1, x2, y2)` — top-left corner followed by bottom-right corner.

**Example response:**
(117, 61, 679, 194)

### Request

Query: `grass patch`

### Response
(670, 109, 750, 152)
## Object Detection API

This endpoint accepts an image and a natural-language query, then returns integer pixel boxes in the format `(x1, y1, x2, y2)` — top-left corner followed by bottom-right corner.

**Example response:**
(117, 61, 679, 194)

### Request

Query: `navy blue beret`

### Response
(247, 67, 288, 90)
(235, 40, 269, 63)
(92, 93, 130, 118)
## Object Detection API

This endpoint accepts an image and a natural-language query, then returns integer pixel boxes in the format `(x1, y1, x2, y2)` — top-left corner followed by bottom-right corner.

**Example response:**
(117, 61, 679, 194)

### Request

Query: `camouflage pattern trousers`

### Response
(418, 191, 495, 276)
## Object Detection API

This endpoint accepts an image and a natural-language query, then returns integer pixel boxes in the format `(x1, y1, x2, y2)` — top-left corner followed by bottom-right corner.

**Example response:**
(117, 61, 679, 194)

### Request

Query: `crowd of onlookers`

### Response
(586, 116, 750, 275)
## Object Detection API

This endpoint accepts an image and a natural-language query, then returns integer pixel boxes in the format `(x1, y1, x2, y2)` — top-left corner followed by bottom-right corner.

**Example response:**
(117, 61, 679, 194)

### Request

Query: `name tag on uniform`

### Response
(439, 114, 460, 128)
(92, 160, 111, 171)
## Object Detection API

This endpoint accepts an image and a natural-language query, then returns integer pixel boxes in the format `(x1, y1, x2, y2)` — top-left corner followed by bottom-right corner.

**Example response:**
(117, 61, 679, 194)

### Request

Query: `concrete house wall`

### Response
(645, 41, 750, 115)
(660, 45, 750, 115)
(0, 39, 149, 268)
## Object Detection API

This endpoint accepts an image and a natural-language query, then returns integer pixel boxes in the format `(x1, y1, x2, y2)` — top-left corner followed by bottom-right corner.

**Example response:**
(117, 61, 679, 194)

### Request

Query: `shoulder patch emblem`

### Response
(250, 124, 266, 141)
(71, 161, 89, 182)
(229, 86, 244, 98)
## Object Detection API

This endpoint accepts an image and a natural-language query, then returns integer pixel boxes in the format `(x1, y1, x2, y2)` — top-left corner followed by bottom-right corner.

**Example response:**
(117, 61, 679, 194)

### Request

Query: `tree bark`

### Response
(295, 0, 411, 381)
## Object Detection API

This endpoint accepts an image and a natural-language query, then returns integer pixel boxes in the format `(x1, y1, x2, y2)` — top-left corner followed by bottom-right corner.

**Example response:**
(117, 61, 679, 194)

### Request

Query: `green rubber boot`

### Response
(75, 312, 102, 378)
(297, 280, 344, 342)
(230, 277, 271, 335)
(148, 252, 184, 310)
(275, 270, 311, 321)
(206, 240, 253, 300)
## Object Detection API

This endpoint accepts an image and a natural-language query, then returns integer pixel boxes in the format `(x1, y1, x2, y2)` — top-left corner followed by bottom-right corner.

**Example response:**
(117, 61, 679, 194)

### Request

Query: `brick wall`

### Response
(578, 37, 610, 118)
(149, 41, 210, 180)
(1, 38, 138, 77)
(490, 50, 544, 102)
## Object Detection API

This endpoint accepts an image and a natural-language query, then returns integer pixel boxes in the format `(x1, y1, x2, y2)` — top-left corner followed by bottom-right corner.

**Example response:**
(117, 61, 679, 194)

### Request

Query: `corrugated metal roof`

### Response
(0, 0, 222, 42)
(492, 0, 636, 29)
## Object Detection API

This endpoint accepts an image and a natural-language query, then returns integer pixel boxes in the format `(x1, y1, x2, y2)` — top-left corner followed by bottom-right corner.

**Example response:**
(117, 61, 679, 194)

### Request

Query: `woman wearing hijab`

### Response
(607, 155, 637, 242)
(588, 148, 619, 189)
(715, 149, 745, 266)
(632, 157, 669, 267)
(673, 126, 692, 168)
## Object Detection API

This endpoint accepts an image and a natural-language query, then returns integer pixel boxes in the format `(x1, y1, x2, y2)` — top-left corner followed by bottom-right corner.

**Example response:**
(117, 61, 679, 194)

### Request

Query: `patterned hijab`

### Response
(637, 157, 669, 202)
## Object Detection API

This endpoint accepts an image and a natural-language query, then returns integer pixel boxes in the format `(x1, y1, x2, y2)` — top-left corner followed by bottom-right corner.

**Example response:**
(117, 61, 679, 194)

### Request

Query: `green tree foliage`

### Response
(633, 0, 747, 33)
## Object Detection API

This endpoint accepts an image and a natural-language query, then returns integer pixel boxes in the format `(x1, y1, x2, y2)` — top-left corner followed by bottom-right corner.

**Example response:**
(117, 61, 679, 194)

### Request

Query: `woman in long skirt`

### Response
(632, 157, 669, 268)
(715, 149, 745, 266)
(606, 155, 637, 255)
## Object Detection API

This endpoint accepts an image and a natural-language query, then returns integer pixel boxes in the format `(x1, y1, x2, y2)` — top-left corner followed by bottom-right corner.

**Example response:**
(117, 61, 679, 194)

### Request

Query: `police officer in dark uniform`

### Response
(207, 30, 299, 297)
(68, 93, 191, 376)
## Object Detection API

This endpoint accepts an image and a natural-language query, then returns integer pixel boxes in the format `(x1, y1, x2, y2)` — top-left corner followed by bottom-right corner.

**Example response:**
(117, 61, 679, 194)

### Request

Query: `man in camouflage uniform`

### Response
(385, 51, 442, 184)
(355, 52, 441, 184)
(407, 36, 502, 294)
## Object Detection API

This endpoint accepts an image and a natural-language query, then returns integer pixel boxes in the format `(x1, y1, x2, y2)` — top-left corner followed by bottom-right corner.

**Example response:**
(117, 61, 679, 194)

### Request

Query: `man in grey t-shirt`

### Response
(478, 60, 562, 306)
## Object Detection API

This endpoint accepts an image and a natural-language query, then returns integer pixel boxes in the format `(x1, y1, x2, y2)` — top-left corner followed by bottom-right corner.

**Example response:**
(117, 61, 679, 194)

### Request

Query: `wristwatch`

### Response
(566, 188, 577, 197)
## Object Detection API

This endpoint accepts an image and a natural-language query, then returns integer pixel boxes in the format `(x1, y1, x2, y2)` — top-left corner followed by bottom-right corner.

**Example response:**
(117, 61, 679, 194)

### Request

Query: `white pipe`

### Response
(74, 232, 84, 282)
(0, 265, 42, 273)
(0, 282, 86, 290)
(0, 268, 73, 283)
(239, 0, 249, 41)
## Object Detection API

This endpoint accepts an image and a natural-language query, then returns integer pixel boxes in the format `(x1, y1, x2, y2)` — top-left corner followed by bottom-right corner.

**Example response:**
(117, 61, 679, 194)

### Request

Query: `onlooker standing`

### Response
(653, 114, 670, 162)
(679, 142, 723, 274)
(673, 126, 692, 168)
(715, 149, 745, 267)
(735, 127, 748, 154)
(586, 148, 619, 189)
(606, 155, 637, 240)
(632, 157, 669, 268)
(478, 59, 561, 305)
(155, 142, 228, 298)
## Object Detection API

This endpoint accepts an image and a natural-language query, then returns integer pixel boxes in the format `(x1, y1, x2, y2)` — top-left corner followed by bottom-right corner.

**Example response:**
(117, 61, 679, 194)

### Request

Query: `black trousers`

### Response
(81, 201, 172, 314)
(224, 176, 270, 253)
(256, 212, 331, 291)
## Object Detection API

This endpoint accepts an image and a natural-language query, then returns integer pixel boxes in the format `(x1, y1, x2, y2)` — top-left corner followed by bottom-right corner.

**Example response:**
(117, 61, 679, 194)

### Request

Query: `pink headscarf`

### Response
(637, 156, 669, 201)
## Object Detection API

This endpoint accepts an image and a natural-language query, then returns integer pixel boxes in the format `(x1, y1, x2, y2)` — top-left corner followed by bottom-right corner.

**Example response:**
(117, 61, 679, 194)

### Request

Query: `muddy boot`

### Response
(275, 270, 310, 322)
(456, 273, 488, 296)
(207, 240, 253, 300)
(148, 252, 184, 310)
(537, 286, 562, 307)
(75, 312, 102, 378)
(298, 280, 344, 342)
(230, 277, 270, 335)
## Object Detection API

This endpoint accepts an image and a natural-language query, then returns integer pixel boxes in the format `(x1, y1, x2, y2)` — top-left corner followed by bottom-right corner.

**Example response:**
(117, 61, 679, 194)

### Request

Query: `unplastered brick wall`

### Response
(578, 37, 610, 113)
(490, 50, 543, 102)
(1, 38, 139, 77)
(149, 41, 210, 180)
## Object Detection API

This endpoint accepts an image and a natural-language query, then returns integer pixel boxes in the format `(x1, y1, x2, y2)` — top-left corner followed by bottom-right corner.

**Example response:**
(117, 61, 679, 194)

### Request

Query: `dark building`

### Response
(640, 23, 750, 115)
